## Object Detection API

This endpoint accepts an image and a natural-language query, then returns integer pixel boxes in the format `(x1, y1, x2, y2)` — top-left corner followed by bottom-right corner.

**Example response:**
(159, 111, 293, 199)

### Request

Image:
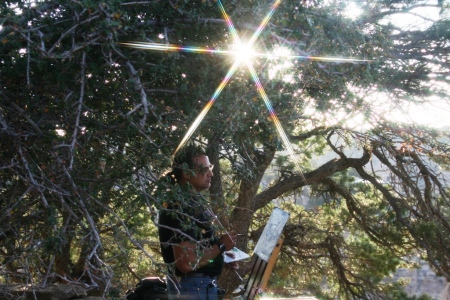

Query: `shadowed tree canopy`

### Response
(1, 0, 449, 299)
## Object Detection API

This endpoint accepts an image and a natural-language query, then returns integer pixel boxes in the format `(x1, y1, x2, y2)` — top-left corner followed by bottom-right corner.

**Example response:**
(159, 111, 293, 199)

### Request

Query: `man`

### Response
(158, 144, 236, 300)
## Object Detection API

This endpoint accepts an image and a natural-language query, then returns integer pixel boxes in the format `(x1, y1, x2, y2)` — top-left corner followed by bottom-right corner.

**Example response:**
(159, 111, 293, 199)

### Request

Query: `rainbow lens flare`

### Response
(121, 0, 370, 182)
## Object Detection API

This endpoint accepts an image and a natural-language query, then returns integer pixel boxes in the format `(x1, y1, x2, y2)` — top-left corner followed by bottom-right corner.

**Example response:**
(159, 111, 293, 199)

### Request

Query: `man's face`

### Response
(186, 155, 214, 192)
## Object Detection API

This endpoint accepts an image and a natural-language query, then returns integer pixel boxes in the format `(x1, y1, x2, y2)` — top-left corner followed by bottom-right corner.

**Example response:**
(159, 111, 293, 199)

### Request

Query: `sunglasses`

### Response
(196, 164, 214, 174)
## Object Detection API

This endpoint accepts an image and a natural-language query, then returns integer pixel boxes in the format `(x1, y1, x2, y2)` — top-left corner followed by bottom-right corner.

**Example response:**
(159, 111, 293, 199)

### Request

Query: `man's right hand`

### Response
(219, 230, 237, 251)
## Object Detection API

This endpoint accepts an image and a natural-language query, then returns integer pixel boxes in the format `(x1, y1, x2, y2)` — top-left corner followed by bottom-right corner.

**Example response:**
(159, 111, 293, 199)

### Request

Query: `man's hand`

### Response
(219, 230, 236, 251)
(224, 251, 239, 269)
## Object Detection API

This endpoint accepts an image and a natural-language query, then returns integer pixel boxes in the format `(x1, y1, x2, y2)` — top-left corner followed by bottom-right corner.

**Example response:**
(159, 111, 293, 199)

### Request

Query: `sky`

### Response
(343, 0, 450, 129)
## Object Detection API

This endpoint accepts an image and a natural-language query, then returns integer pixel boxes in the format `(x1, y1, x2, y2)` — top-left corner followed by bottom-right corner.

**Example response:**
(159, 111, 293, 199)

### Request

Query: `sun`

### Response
(232, 41, 255, 63)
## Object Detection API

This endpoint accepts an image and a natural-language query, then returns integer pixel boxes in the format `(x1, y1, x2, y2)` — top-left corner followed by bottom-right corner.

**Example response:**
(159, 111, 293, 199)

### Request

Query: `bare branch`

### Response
(47, 14, 101, 56)
(120, 1, 162, 5)
(69, 51, 86, 170)
(364, 3, 441, 23)
(17, 144, 49, 208)
(10, 102, 42, 134)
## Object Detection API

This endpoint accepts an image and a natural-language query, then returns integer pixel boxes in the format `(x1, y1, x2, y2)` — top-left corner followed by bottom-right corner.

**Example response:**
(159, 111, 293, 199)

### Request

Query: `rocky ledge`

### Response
(0, 284, 107, 300)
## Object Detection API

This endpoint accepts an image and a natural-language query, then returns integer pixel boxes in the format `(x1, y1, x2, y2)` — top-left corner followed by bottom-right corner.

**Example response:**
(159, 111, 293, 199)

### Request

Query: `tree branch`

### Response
(253, 147, 371, 210)
(364, 4, 440, 23)
(69, 51, 86, 170)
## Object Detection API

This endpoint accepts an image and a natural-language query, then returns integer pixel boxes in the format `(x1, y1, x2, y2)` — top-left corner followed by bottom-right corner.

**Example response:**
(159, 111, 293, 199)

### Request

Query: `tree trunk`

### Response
(219, 144, 276, 294)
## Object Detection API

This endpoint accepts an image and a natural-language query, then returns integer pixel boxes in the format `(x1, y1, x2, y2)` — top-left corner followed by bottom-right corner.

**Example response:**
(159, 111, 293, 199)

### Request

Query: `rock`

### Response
(0, 284, 89, 300)
(389, 261, 448, 300)
(26, 284, 87, 300)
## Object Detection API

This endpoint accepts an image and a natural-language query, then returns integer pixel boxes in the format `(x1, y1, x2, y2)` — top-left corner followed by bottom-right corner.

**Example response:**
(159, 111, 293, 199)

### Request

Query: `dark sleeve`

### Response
(159, 207, 202, 244)
(158, 207, 224, 276)
(159, 206, 206, 267)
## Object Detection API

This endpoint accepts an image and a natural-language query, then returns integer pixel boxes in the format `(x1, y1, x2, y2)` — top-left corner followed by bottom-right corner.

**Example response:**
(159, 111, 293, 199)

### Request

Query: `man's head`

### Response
(171, 144, 214, 192)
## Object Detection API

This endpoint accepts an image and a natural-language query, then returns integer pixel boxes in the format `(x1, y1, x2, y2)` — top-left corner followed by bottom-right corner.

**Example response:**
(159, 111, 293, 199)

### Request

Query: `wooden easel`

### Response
(243, 238, 283, 300)
(242, 208, 289, 300)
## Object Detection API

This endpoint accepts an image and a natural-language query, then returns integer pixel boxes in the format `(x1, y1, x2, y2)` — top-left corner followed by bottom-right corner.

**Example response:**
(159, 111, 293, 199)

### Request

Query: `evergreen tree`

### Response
(1, 0, 449, 298)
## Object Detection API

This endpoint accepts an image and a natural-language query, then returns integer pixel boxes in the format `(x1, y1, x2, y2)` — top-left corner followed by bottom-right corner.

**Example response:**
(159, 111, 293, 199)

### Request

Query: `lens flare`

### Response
(232, 41, 255, 63)
(246, 62, 306, 182)
(216, 0, 306, 182)
(119, 42, 234, 56)
(120, 42, 369, 63)
(172, 59, 242, 157)
(121, 0, 370, 181)
(174, 0, 285, 159)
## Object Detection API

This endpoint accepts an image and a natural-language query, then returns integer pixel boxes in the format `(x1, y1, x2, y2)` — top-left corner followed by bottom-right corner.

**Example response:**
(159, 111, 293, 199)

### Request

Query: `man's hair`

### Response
(168, 144, 206, 184)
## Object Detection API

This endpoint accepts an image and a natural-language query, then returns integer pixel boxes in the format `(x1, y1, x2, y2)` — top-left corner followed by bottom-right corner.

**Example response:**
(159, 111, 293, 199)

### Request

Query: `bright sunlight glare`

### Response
(303, 86, 450, 131)
(268, 46, 295, 82)
(387, 100, 450, 129)
(343, 2, 363, 20)
(232, 41, 255, 63)
(382, 1, 440, 30)
(367, 88, 450, 129)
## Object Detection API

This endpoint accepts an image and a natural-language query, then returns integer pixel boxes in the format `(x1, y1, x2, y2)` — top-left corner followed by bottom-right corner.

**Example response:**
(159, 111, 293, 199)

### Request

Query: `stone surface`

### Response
(0, 284, 89, 300)
(390, 261, 448, 300)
